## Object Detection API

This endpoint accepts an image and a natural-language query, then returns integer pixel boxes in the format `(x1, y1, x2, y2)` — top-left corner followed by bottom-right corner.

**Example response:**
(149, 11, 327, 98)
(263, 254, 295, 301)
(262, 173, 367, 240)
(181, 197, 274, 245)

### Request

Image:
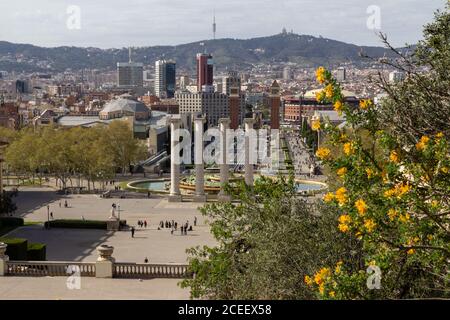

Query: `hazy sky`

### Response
(0, 0, 446, 48)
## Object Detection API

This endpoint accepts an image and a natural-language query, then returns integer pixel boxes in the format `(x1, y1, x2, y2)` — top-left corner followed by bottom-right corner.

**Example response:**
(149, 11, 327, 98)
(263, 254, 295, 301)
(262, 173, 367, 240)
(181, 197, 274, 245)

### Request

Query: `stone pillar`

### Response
(218, 118, 231, 202)
(244, 118, 255, 186)
(169, 117, 182, 202)
(193, 117, 207, 202)
(95, 245, 115, 278)
(0, 243, 9, 276)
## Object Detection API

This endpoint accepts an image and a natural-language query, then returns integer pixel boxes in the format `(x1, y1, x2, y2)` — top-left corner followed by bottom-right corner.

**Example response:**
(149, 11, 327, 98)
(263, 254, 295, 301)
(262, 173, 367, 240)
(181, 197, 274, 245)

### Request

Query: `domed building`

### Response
(99, 95, 150, 121)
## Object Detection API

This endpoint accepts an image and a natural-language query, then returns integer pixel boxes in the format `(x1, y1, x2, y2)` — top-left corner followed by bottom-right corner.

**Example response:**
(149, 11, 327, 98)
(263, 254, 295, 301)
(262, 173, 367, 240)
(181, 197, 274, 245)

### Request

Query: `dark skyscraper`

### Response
(165, 61, 176, 98)
(196, 53, 214, 92)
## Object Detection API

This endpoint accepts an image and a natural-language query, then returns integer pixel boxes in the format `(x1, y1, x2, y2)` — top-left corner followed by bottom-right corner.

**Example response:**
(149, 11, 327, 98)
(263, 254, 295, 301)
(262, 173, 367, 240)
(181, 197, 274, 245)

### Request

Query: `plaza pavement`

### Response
(0, 187, 214, 299)
(5, 187, 216, 263)
(0, 277, 190, 300)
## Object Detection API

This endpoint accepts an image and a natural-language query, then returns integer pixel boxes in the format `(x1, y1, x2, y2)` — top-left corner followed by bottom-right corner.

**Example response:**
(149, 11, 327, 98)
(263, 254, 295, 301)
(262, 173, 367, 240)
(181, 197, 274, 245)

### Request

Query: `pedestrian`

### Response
(194, 217, 197, 226)
(144, 257, 148, 263)
(144, 220, 147, 228)
(59, 202, 61, 208)
(131, 227, 135, 238)
(180, 226, 184, 235)
(174, 222, 178, 230)
(50, 212, 53, 220)
(64, 200, 68, 208)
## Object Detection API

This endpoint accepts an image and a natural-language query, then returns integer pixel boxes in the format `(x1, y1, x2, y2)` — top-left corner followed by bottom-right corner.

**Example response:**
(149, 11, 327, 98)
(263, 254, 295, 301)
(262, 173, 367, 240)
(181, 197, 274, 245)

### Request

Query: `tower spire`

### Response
(213, 10, 216, 40)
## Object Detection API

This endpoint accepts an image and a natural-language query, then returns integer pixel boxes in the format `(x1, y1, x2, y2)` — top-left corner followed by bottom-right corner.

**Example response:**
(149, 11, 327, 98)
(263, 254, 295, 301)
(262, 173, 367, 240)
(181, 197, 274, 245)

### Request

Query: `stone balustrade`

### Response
(0, 243, 191, 279)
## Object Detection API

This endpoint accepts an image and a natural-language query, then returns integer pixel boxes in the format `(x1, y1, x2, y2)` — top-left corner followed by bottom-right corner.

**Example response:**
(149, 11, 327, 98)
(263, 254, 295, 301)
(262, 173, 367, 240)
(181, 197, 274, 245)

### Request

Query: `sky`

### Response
(0, 0, 446, 49)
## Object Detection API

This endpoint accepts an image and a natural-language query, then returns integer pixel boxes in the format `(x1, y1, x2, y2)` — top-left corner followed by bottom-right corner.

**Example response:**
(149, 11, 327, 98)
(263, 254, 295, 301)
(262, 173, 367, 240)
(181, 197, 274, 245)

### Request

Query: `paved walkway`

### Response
(5, 188, 216, 264)
(0, 277, 190, 300)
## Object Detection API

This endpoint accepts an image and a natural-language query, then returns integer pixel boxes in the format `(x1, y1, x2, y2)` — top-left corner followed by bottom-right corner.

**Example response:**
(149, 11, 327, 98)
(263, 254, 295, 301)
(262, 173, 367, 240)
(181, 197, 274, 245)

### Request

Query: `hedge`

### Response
(0, 217, 24, 227)
(27, 243, 46, 261)
(0, 237, 28, 260)
(44, 220, 107, 230)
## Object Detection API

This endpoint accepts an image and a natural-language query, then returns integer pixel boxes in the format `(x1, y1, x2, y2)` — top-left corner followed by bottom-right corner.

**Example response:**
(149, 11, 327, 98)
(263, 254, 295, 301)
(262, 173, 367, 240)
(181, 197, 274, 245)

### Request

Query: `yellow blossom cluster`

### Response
(316, 147, 331, 160)
(343, 142, 355, 156)
(312, 119, 321, 131)
(365, 168, 375, 179)
(337, 167, 347, 177)
(335, 187, 348, 205)
(323, 192, 335, 202)
(359, 99, 373, 110)
(387, 208, 398, 221)
(363, 219, 376, 233)
(316, 67, 326, 84)
(384, 182, 411, 198)
(355, 199, 368, 216)
(338, 214, 351, 233)
(416, 135, 430, 151)
(333, 100, 343, 115)
(389, 150, 399, 163)
(325, 84, 334, 99)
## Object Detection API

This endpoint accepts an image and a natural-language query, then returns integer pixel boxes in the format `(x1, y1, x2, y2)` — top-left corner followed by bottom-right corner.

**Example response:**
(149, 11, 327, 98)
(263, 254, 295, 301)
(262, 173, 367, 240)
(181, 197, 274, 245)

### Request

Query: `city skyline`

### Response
(0, 0, 445, 49)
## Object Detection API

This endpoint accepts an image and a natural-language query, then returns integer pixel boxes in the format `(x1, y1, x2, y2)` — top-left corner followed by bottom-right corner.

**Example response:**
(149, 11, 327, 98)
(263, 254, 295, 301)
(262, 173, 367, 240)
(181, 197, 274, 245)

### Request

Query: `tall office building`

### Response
(155, 60, 176, 98)
(222, 71, 241, 95)
(117, 62, 144, 87)
(196, 53, 214, 92)
(336, 67, 347, 82)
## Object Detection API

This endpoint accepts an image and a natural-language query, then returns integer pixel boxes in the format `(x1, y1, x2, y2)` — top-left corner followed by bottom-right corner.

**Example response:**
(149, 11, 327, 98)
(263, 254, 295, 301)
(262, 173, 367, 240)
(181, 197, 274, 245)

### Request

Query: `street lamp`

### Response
(47, 205, 50, 229)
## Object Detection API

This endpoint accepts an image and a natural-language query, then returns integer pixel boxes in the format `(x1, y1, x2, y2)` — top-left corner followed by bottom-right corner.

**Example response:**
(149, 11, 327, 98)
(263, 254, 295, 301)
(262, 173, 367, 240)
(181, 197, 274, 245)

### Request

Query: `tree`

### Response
(180, 176, 358, 299)
(308, 6, 449, 299)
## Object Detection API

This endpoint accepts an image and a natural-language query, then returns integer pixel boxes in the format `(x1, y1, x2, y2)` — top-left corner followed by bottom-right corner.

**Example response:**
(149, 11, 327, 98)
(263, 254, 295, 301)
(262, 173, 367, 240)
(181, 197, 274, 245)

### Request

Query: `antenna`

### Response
(213, 10, 216, 40)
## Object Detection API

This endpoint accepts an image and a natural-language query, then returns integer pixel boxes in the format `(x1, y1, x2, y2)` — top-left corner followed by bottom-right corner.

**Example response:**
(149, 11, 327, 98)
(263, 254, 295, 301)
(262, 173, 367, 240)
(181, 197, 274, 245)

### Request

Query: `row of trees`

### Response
(181, 5, 449, 299)
(2, 121, 147, 191)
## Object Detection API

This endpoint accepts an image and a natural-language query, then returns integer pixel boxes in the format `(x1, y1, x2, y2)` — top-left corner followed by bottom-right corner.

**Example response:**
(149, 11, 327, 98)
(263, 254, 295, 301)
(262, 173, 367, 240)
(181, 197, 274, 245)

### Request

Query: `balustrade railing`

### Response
(6, 261, 96, 277)
(114, 263, 191, 279)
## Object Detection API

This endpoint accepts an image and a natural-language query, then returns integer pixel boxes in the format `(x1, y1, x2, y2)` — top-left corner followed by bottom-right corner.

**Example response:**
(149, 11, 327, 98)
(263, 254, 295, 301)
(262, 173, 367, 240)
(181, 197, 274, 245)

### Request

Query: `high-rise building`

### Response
(176, 91, 245, 128)
(196, 53, 214, 92)
(283, 67, 292, 80)
(180, 76, 190, 90)
(155, 60, 176, 98)
(222, 71, 241, 95)
(336, 67, 347, 82)
(117, 62, 144, 87)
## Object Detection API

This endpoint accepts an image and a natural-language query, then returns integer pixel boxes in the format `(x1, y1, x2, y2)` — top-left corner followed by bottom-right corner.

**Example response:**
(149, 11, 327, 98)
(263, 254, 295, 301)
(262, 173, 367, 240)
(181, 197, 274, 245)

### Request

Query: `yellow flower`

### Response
(441, 167, 449, 174)
(338, 214, 351, 233)
(343, 142, 355, 156)
(427, 235, 433, 241)
(407, 249, 415, 255)
(325, 84, 334, 99)
(435, 132, 444, 142)
(335, 261, 343, 274)
(329, 291, 336, 298)
(416, 136, 430, 151)
(323, 192, 335, 202)
(319, 283, 325, 295)
(311, 119, 321, 131)
(359, 99, 372, 110)
(316, 147, 331, 160)
(365, 168, 375, 179)
(315, 91, 324, 102)
(304, 275, 313, 286)
(335, 187, 348, 205)
(337, 167, 347, 177)
(334, 100, 343, 114)
(396, 182, 411, 197)
(355, 199, 368, 216)
(314, 267, 331, 285)
(316, 67, 326, 84)
(338, 214, 352, 224)
(364, 219, 376, 233)
(399, 213, 411, 223)
(387, 208, 398, 221)
(389, 150, 399, 163)
(355, 231, 363, 240)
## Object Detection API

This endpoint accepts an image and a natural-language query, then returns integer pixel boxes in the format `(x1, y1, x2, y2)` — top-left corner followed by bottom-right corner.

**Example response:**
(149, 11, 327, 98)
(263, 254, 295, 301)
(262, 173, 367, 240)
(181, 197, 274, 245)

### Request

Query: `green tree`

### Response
(180, 176, 358, 299)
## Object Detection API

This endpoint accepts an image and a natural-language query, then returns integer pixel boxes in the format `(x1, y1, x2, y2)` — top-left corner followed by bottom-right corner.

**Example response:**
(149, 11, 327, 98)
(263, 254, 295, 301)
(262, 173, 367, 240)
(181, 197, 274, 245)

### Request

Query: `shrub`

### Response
(27, 243, 46, 261)
(0, 237, 28, 260)
(44, 219, 107, 230)
(0, 217, 24, 227)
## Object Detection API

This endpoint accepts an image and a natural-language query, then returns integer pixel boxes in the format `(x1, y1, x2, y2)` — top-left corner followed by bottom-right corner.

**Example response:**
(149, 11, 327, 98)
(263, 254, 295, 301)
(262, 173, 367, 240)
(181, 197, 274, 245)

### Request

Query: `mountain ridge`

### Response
(0, 33, 395, 73)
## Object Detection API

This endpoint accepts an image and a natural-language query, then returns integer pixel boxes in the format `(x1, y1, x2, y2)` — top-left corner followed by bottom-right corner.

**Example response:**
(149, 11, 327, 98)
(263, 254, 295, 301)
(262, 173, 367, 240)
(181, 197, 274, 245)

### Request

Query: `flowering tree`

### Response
(306, 8, 449, 299)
